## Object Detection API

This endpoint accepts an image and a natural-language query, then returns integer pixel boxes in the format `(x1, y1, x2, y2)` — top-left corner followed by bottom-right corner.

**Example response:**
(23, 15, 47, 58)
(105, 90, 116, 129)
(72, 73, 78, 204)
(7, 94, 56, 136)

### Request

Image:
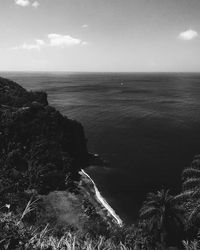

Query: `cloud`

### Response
(15, 0, 30, 7)
(48, 34, 83, 47)
(32, 1, 40, 8)
(82, 24, 88, 28)
(15, 0, 40, 8)
(12, 39, 45, 50)
(178, 29, 198, 41)
(12, 34, 88, 50)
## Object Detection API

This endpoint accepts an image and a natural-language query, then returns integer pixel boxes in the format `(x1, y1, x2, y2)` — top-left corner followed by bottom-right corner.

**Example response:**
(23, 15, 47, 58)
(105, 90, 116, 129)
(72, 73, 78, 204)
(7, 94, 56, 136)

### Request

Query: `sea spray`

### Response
(80, 169, 123, 227)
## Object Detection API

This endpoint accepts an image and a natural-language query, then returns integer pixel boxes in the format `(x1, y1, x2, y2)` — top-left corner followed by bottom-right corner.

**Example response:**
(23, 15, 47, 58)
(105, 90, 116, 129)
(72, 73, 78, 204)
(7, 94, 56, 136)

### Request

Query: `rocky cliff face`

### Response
(0, 77, 89, 206)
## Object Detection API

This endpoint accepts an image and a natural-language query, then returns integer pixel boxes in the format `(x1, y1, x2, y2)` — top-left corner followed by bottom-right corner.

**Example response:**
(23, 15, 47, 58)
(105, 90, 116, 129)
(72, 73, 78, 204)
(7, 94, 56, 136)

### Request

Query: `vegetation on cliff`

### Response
(0, 77, 88, 204)
(1, 77, 200, 249)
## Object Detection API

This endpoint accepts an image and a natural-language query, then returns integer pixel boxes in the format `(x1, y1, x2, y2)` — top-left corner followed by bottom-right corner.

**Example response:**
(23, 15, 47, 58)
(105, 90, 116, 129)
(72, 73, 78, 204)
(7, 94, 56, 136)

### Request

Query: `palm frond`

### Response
(192, 188, 200, 199)
(183, 178, 200, 191)
(182, 168, 200, 180)
(139, 206, 157, 219)
(188, 202, 200, 224)
(191, 158, 200, 169)
(173, 191, 194, 203)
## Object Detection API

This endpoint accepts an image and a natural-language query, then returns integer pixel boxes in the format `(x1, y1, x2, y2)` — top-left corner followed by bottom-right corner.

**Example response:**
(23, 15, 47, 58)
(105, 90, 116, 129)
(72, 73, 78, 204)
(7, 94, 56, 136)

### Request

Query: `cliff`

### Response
(0, 77, 89, 206)
(0, 76, 123, 237)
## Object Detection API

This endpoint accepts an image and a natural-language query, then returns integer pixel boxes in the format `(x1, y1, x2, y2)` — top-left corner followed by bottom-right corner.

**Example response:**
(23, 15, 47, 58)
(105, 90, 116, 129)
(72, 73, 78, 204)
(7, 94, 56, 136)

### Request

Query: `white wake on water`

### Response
(80, 169, 123, 227)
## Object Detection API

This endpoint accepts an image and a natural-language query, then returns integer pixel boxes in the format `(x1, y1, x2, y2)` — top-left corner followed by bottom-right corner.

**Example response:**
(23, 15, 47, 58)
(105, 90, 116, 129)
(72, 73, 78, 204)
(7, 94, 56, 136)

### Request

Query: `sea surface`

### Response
(2, 72, 200, 223)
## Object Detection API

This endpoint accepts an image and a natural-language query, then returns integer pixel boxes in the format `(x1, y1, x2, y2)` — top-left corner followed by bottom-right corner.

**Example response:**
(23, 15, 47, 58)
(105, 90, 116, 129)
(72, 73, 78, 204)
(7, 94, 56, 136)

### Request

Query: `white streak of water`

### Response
(81, 169, 123, 227)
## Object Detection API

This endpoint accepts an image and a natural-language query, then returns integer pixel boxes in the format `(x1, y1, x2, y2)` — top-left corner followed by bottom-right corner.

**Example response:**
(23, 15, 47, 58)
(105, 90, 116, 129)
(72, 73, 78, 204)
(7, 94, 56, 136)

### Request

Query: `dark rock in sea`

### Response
(88, 152, 107, 166)
(0, 77, 89, 206)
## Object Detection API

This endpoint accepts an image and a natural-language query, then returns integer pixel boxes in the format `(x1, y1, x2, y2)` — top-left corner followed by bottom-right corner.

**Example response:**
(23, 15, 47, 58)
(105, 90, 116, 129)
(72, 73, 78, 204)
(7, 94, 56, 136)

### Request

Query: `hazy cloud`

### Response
(32, 1, 40, 8)
(15, 0, 30, 7)
(82, 24, 89, 28)
(12, 34, 88, 50)
(178, 29, 198, 40)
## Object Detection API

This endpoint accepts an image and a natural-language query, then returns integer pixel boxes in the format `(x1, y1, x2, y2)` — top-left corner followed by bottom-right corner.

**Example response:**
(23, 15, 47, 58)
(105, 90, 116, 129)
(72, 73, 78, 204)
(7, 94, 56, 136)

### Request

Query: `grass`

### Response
(1, 197, 198, 249)
(0, 202, 133, 250)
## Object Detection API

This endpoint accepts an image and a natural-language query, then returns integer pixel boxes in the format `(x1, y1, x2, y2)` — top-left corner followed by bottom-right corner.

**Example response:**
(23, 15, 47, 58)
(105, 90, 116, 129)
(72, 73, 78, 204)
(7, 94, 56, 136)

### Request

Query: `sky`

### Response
(0, 0, 200, 72)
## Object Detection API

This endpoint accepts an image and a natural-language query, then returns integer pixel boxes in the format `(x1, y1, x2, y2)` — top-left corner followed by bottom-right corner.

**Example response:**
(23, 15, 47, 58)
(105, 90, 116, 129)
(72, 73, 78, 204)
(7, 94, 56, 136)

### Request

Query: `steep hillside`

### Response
(0, 77, 89, 207)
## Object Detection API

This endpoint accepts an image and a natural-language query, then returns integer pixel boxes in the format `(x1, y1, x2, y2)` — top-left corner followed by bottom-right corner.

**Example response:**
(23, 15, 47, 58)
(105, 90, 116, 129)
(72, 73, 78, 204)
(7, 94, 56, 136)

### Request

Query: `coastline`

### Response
(80, 169, 123, 227)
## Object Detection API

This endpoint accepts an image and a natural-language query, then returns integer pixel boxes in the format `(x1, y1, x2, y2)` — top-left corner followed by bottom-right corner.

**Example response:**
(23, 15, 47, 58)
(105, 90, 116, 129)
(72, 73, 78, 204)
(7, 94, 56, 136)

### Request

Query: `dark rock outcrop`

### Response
(0, 77, 89, 206)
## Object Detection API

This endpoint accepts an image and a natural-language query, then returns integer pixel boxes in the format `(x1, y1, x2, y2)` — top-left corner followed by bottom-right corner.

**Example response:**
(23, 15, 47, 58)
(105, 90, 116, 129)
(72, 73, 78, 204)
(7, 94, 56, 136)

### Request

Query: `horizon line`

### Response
(1, 70, 200, 74)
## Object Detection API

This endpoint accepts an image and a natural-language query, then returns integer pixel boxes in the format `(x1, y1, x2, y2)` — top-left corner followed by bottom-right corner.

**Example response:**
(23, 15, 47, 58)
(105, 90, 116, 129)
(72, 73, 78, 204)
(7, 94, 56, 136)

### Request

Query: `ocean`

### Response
(2, 72, 200, 223)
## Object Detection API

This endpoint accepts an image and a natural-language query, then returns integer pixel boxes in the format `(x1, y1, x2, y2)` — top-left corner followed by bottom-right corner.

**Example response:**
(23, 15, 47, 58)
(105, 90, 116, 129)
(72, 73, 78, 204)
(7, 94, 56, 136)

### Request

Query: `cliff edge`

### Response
(0, 77, 89, 206)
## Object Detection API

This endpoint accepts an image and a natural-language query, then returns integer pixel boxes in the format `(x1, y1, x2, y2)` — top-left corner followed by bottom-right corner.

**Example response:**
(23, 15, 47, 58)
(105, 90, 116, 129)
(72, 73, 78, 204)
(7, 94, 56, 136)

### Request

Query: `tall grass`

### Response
(1, 199, 196, 249)
(0, 200, 132, 249)
(27, 233, 131, 250)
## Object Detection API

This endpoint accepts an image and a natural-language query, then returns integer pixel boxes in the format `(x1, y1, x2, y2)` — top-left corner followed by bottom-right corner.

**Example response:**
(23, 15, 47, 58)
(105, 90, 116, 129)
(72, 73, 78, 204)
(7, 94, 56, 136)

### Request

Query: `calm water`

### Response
(2, 72, 200, 223)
